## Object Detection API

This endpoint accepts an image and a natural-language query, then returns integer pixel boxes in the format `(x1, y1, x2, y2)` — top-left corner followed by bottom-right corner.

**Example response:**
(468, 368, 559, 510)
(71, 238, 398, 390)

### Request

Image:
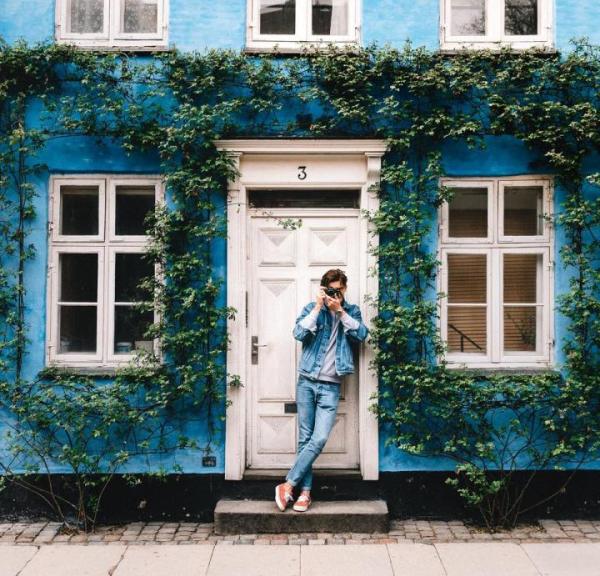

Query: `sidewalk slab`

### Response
(523, 543, 600, 576)
(388, 543, 445, 576)
(19, 545, 126, 576)
(435, 543, 540, 576)
(207, 544, 299, 576)
(0, 546, 38, 576)
(113, 545, 214, 576)
(301, 544, 392, 576)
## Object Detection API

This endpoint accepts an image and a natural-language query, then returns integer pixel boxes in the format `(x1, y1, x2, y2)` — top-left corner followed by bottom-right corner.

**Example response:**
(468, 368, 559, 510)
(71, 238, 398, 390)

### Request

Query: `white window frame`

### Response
(438, 176, 554, 368)
(440, 0, 554, 51)
(246, 0, 361, 52)
(55, 0, 168, 49)
(47, 174, 164, 368)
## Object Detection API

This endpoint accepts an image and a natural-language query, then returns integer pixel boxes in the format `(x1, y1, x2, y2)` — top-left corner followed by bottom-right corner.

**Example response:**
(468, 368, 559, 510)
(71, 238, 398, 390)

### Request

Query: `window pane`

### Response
(59, 305, 97, 353)
(122, 0, 158, 34)
(60, 186, 99, 236)
(448, 254, 486, 303)
(312, 0, 349, 36)
(249, 188, 359, 208)
(448, 307, 486, 353)
(114, 306, 154, 354)
(260, 0, 296, 34)
(448, 187, 488, 237)
(504, 306, 539, 352)
(68, 0, 104, 33)
(115, 185, 155, 236)
(451, 0, 485, 36)
(504, 254, 540, 303)
(504, 186, 543, 236)
(60, 253, 98, 302)
(115, 253, 154, 302)
(505, 0, 538, 35)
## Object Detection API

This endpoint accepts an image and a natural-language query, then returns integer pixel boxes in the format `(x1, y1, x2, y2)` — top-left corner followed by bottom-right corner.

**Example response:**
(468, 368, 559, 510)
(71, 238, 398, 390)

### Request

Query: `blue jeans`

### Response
(285, 375, 341, 490)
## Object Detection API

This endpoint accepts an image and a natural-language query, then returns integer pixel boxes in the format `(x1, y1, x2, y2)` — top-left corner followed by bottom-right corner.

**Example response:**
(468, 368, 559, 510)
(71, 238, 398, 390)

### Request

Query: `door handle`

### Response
(251, 335, 267, 365)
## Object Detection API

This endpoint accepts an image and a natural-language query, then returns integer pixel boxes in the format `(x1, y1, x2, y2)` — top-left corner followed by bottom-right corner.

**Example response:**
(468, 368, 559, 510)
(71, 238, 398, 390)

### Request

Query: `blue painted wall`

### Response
(1, 0, 599, 51)
(1, 0, 599, 475)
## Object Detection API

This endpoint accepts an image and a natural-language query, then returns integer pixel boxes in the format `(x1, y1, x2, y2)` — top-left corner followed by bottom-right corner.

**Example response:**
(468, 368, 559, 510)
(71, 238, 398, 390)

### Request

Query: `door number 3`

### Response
(297, 166, 307, 181)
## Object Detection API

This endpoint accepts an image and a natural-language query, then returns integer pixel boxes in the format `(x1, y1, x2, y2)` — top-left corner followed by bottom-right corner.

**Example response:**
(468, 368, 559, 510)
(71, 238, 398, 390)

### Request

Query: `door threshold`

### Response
(243, 468, 362, 480)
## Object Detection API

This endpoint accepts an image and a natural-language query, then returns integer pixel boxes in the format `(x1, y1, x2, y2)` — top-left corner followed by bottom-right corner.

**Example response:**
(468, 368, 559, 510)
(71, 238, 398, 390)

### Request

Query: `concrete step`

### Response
(214, 498, 389, 535)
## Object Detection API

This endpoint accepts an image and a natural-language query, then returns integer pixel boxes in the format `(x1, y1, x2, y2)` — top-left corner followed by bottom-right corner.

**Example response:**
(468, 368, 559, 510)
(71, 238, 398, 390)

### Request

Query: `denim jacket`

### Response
(292, 299, 369, 378)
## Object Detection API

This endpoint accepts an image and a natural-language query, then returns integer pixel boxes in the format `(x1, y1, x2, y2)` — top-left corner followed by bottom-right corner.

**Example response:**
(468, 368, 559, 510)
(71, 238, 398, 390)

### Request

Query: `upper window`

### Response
(439, 178, 553, 368)
(47, 176, 163, 368)
(246, 0, 360, 51)
(441, 0, 553, 50)
(55, 0, 168, 48)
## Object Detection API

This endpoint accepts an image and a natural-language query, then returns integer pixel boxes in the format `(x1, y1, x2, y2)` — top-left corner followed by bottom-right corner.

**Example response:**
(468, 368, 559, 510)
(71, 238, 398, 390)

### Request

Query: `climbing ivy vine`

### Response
(0, 38, 599, 529)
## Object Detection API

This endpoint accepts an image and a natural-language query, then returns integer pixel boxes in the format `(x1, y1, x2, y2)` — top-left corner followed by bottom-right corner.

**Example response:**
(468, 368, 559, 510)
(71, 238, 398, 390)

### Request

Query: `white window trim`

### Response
(55, 0, 169, 49)
(47, 174, 164, 369)
(246, 0, 361, 52)
(440, 0, 554, 51)
(438, 176, 554, 369)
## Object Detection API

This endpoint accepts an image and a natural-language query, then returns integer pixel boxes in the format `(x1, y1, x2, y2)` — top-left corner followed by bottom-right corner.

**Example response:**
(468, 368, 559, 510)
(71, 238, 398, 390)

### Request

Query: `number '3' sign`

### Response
(297, 166, 307, 181)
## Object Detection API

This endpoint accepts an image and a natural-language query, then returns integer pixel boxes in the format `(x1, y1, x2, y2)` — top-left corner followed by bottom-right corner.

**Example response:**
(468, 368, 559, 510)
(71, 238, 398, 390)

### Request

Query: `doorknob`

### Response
(251, 336, 267, 365)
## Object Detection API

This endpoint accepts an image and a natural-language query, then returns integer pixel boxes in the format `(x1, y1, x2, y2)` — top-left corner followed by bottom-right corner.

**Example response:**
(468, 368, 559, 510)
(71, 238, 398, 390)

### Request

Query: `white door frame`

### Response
(216, 139, 386, 481)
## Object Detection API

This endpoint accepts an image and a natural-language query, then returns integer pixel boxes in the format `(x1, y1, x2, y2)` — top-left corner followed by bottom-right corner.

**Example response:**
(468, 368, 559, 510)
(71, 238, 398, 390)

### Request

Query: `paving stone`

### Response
(113, 545, 212, 576)
(209, 544, 299, 575)
(523, 543, 600, 576)
(0, 545, 38, 576)
(388, 543, 446, 576)
(436, 543, 539, 576)
(302, 544, 392, 576)
(20, 544, 126, 576)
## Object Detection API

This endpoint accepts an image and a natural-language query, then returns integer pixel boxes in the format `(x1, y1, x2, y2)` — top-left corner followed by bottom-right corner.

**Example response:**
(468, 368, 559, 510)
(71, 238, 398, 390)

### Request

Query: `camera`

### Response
(324, 287, 341, 298)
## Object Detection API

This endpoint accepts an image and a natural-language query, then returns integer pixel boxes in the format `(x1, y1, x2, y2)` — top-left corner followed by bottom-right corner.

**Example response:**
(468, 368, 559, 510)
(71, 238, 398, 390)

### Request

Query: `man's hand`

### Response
(315, 288, 326, 310)
(325, 293, 343, 313)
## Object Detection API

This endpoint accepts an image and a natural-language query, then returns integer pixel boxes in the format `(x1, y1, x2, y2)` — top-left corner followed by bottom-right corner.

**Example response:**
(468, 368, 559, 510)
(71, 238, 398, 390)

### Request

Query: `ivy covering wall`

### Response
(0, 39, 599, 529)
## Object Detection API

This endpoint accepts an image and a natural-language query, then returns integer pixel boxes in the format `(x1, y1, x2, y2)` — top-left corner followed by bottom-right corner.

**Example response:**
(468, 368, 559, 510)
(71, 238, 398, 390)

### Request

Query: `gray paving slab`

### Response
(435, 543, 540, 576)
(301, 544, 392, 576)
(0, 546, 38, 576)
(112, 545, 214, 576)
(18, 544, 126, 576)
(523, 543, 600, 576)
(207, 544, 299, 576)
(387, 543, 446, 576)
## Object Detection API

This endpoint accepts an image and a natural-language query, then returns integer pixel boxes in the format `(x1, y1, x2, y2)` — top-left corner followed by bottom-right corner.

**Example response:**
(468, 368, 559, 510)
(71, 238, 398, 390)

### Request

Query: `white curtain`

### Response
(329, 0, 348, 36)
(69, 0, 104, 34)
(313, 0, 348, 36)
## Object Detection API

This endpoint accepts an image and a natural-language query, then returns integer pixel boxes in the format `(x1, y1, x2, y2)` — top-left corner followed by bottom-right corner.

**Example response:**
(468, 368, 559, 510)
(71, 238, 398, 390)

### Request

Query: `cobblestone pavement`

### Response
(1, 519, 600, 546)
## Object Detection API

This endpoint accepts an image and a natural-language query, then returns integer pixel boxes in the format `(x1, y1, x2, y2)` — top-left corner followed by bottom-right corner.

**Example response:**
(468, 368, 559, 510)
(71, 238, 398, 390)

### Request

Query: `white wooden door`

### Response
(247, 209, 361, 470)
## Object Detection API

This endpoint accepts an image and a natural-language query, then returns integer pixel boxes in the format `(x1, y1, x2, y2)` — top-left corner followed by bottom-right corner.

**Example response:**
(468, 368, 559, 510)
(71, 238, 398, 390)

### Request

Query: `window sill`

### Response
(244, 41, 360, 55)
(440, 42, 556, 54)
(444, 365, 559, 377)
(43, 362, 163, 378)
(55, 40, 172, 53)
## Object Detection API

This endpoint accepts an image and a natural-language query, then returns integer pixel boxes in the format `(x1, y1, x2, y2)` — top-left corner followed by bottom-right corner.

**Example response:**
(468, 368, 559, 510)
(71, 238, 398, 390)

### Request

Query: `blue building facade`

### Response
(1, 0, 599, 500)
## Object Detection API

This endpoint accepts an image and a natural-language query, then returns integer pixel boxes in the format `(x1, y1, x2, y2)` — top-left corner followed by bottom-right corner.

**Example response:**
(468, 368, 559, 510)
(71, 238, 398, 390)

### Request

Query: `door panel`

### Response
(248, 211, 360, 469)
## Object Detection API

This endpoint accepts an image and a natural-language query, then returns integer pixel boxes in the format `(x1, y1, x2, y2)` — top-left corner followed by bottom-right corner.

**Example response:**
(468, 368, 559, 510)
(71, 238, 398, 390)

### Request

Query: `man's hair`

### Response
(320, 268, 347, 287)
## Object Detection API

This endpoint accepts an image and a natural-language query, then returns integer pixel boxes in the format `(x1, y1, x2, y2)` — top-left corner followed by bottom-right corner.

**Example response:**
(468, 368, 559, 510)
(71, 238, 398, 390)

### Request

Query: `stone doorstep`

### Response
(214, 499, 389, 535)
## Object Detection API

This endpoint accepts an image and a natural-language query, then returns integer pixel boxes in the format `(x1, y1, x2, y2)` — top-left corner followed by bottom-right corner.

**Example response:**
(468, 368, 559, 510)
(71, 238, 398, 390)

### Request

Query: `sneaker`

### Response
(275, 483, 294, 511)
(293, 492, 312, 512)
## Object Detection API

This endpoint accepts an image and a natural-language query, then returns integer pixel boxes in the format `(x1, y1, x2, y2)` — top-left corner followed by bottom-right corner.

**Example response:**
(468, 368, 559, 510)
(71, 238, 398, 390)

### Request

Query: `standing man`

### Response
(275, 268, 369, 512)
